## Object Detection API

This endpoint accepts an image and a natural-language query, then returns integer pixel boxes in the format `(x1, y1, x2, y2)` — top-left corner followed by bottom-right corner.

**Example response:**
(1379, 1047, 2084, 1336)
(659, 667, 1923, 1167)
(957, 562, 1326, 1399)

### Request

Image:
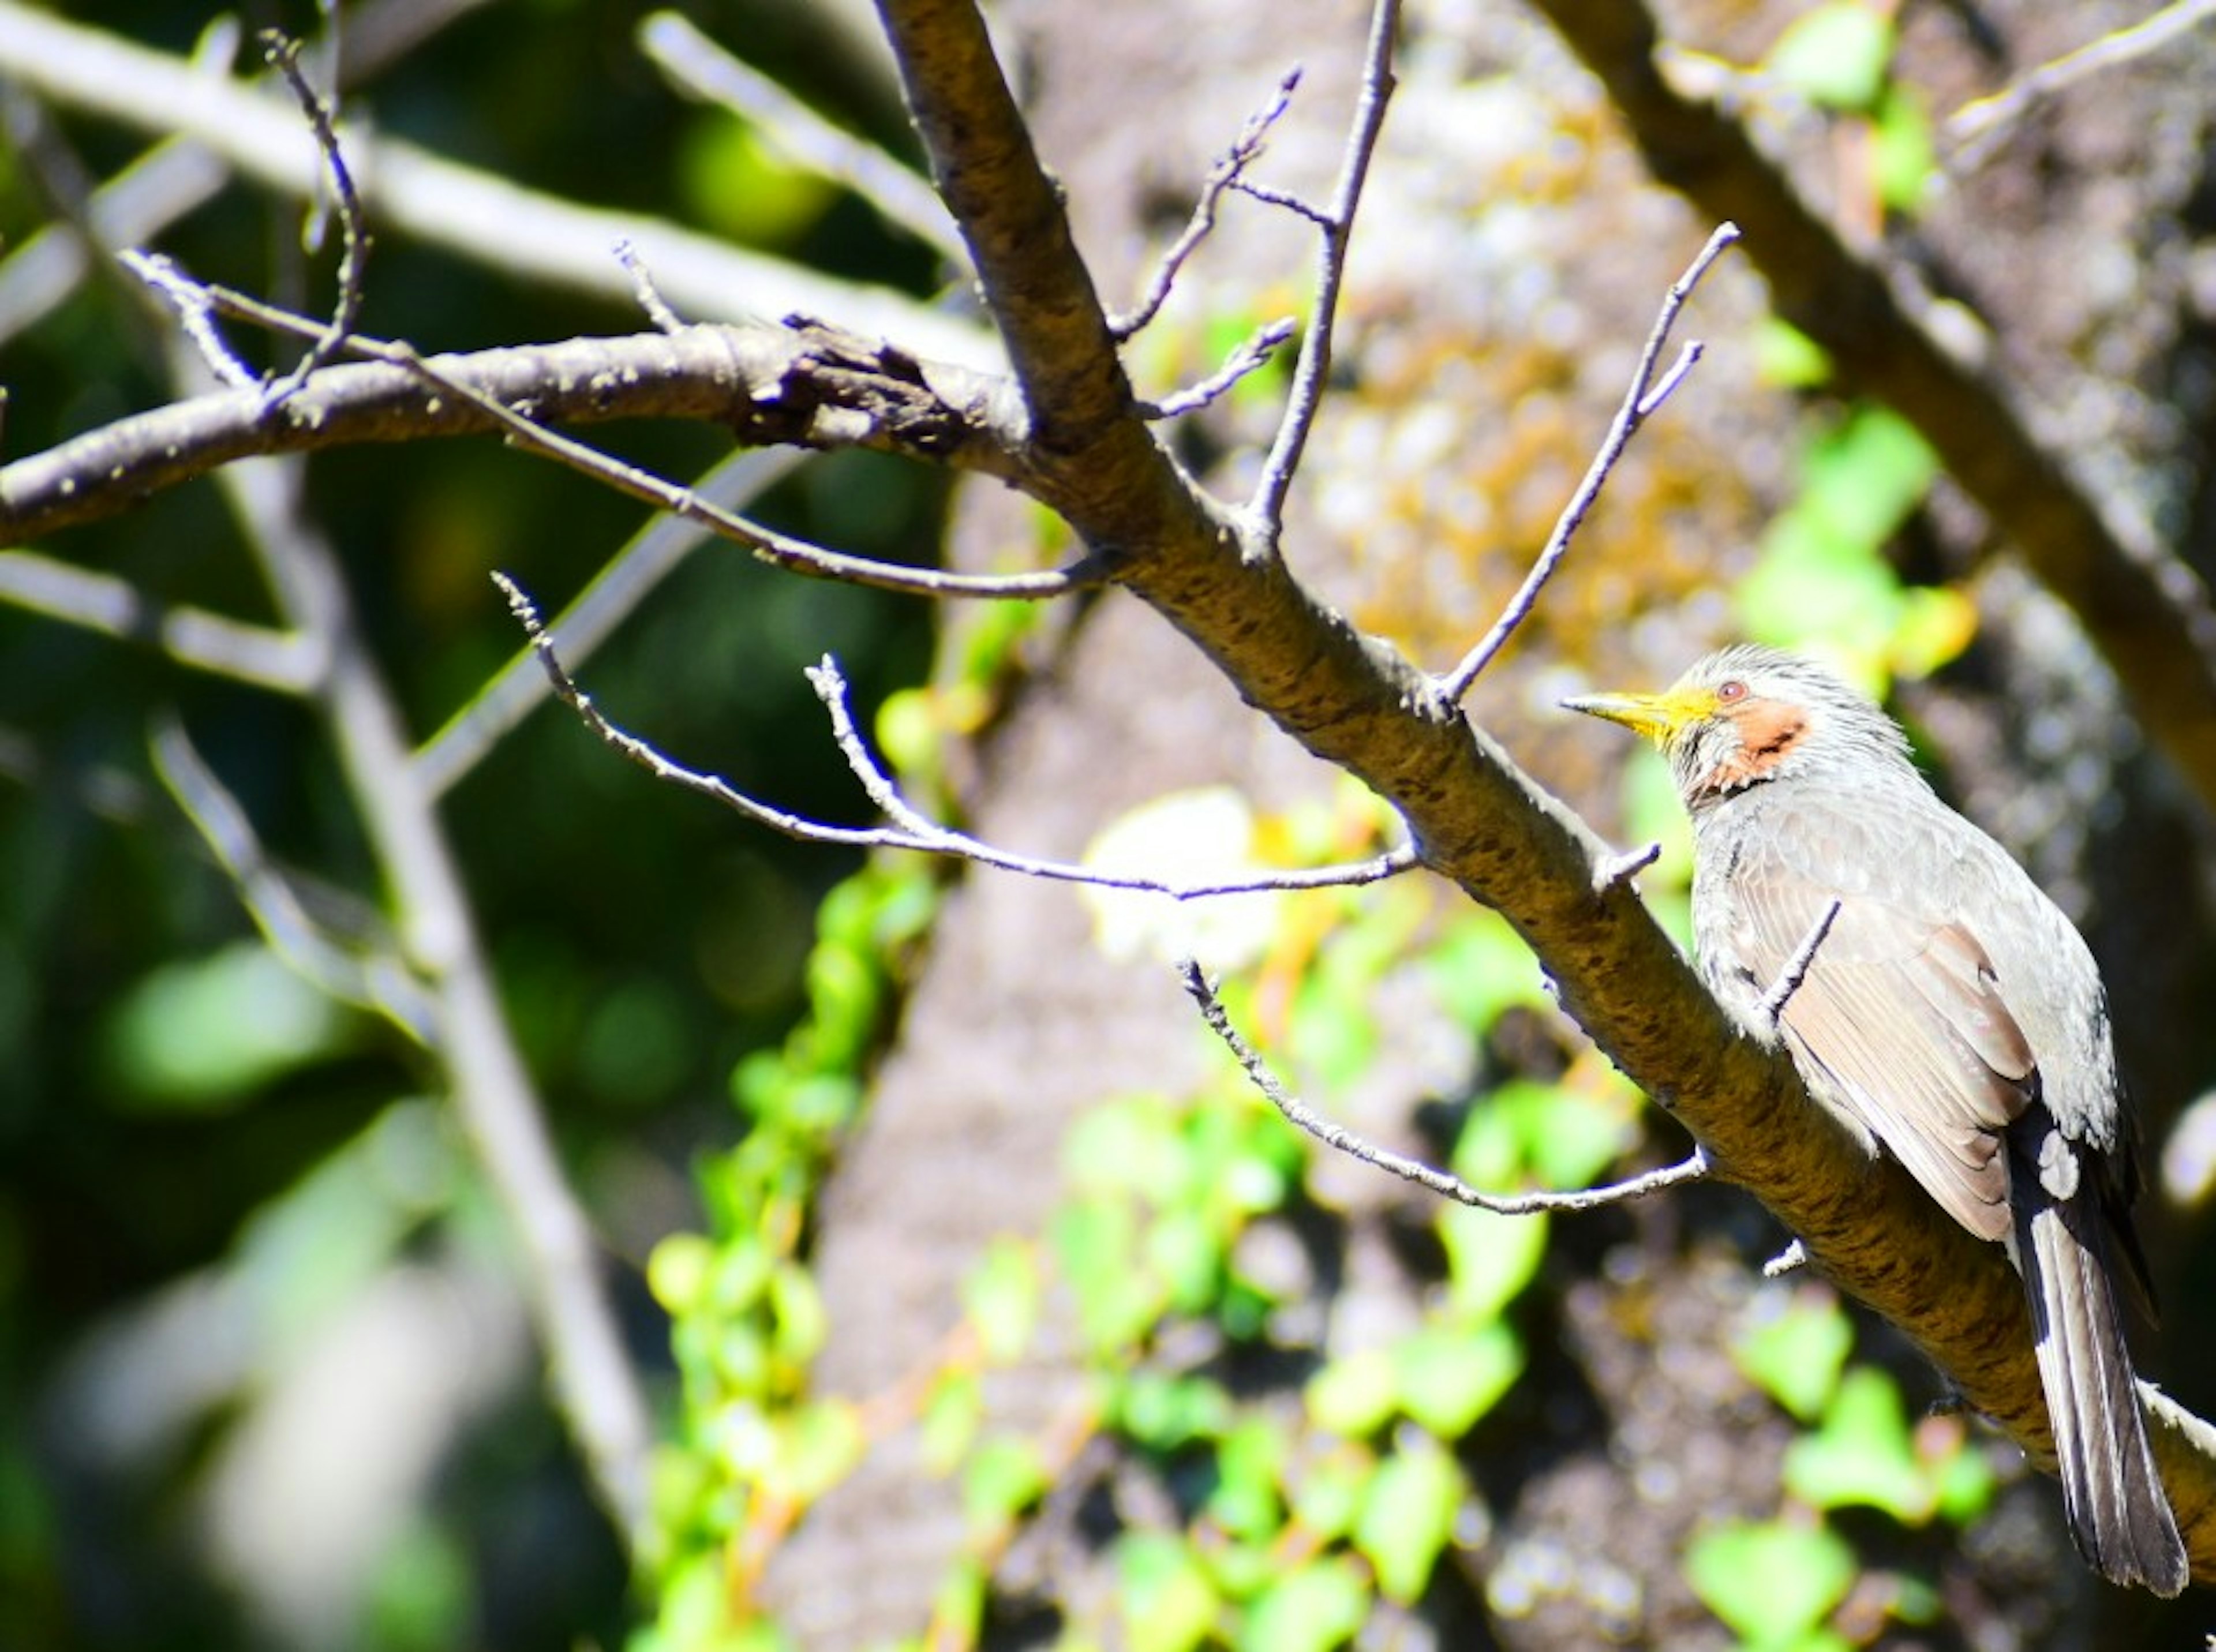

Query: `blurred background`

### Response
(1, 0, 2213, 1648)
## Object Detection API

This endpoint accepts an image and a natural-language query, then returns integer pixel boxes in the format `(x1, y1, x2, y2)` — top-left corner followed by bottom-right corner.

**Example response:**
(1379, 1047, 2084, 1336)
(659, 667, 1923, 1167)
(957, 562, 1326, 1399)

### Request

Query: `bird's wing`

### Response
(1713, 826, 2035, 1241)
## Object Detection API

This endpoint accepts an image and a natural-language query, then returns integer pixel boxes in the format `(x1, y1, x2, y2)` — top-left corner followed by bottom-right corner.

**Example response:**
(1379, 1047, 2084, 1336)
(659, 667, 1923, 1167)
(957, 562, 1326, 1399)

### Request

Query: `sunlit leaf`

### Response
(1766, 4, 1893, 112)
(1783, 1368, 1931, 1522)
(1117, 1532, 1221, 1652)
(1394, 1320, 1525, 1436)
(1734, 1293, 1854, 1423)
(1684, 1518, 1855, 1646)
(1237, 1556, 1366, 1652)
(1307, 1347, 1398, 1437)
(103, 942, 355, 1111)
(1353, 1439, 1462, 1603)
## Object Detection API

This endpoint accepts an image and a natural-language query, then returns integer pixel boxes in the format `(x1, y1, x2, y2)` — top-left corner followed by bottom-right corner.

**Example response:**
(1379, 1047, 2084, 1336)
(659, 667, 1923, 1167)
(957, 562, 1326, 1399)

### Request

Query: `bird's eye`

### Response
(1716, 679, 1748, 702)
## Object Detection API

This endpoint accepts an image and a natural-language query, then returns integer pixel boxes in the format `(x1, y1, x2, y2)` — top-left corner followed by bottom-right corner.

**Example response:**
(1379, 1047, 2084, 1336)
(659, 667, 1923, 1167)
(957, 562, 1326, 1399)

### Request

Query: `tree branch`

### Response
(0, 316, 1025, 545)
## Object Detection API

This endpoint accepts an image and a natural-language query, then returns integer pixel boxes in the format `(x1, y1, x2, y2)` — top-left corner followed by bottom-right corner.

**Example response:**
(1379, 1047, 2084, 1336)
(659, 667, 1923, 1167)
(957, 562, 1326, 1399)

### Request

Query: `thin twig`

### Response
(377, 332, 1085, 601)
(200, 436, 652, 1554)
(1246, 0, 1401, 533)
(149, 712, 437, 1042)
(1593, 840, 1663, 890)
(1947, 0, 2216, 168)
(1181, 958, 1708, 1211)
(260, 30, 369, 403)
(501, 572, 1418, 898)
(1111, 66, 1302, 340)
(612, 238, 685, 333)
(639, 12, 965, 265)
(1137, 316, 1297, 419)
(415, 446, 804, 797)
(0, 549, 321, 692)
(1759, 897, 1841, 1025)
(145, 264, 1085, 601)
(1440, 222, 1739, 700)
(123, 249, 256, 386)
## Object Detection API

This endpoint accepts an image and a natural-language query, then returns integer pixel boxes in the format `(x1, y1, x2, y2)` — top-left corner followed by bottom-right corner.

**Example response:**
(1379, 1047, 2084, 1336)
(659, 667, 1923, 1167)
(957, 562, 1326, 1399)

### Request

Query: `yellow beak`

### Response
(1560, 684, 1720, 747)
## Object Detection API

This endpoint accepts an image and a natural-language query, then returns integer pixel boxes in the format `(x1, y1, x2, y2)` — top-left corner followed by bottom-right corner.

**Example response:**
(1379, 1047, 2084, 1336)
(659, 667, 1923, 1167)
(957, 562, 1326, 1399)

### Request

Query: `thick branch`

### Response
(873, 0, 1136, 449)
(0, 321, 1022, 544)
(1523, 0, 2216, 814)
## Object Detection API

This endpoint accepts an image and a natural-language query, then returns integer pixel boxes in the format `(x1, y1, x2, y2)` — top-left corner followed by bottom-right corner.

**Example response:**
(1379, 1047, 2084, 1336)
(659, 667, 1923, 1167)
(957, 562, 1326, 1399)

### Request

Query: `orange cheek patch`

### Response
(1700, 702, 1809, 792)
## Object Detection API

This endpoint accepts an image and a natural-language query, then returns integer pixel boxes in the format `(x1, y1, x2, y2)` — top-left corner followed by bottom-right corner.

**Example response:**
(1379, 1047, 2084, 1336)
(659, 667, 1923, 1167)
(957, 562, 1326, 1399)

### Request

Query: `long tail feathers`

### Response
(2018, 1179, 2187, 1596)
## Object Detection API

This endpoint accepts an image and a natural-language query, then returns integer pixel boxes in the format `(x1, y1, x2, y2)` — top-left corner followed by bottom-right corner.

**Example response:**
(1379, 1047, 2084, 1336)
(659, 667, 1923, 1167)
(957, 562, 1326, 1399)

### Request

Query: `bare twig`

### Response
(1758, 897, 1841, 1026)
(639, 12, 965, 265)
(501, 572, 1418, 898)
(122, 249, 256, 385)
(1181, 958, 1708, 1211)
(0, 549, 320, 692)
(1440, 222, 1739, 700)
(612, 238, 685, 334)
(1111, 66, 1302, 340)
(1947, 0, 2216, 167)
(1137, 316, 1297, 419)
(1593, 840, 1664, 890)
(36, 260, 1072, 599)
(414, 446, 805, 797)
(1246, 0, 1401, 533)
(149, 713, 437, 1041)
(369, 328, 1086, 601)
(260, 29, 369, 402)
(202, 438, 652, 1554)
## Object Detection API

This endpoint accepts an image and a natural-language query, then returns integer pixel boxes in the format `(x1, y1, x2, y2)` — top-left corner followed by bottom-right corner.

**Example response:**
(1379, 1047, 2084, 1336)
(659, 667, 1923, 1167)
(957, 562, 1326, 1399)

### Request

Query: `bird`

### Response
(1564, 643, 2187, 1595)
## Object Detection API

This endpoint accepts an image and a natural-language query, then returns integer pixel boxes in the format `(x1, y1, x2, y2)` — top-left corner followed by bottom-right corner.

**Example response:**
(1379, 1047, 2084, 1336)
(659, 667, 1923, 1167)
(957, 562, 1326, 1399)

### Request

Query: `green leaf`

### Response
(1119, 1372, 1234, 1452)
(1873, 83, 1935, 213)
(1307, 1347, 1398, 1437)
(1054, 1197, 1161, 1353)
(1423, 908, 1551, 1031)
(1209, 1419, 1290, 1541)
(1684, 1518, 1855, 1646)
(1783, 1367, 1931, 1522)
(1500, 1080, 1635, 1190)
(1437, 1203, 1548, 1322)
(1754, 317, 1835, 388)
(765, 1400, 863, 1505)
(1148, 1204, 1227, 1314)
(963, 1436, 1049, 1530)
(1285, 1444, 1365, 1541)
(963, 1237, 1040, 1363)
(1766, 3, 1893, 112)
(766, 1261, 826, 1366)
(646, 1233, 715, 1316)
(1733, 1294, 1854, 1422)
(1353, 1441, 1463, 1604)
(1237, 1556, 1367, 1652)
(1800, 406, 1937, 549)
(1934, 1426, 1998, 1524)
(102, 942, 355, 1110)
(1116, 1533, 1221, 1652)
(1289, 1446, 1370, 1541)
(1394, 1320, 1525, 1437)
(919, 1369, 982, 1475)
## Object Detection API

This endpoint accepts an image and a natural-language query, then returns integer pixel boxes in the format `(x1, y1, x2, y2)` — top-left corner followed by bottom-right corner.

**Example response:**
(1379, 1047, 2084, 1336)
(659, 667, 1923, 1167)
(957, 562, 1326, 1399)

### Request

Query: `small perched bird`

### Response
(1566, 645, 2187, 1595)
